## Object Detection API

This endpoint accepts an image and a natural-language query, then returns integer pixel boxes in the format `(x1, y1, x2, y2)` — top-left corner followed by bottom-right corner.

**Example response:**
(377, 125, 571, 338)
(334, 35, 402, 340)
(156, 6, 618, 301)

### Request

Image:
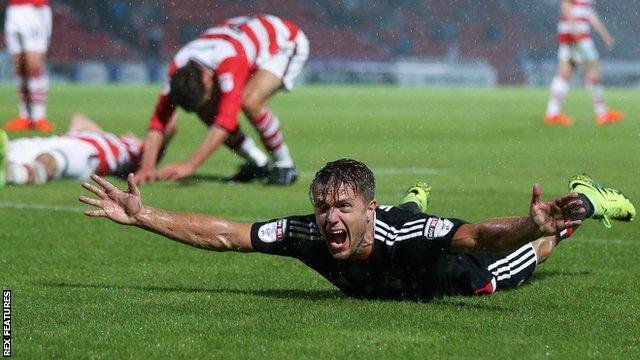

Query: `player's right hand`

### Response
(603, 35, 615, 48)
(79, 174, 143, 225)
(529, 184, 585, 236)
(133, 167, 159, 184)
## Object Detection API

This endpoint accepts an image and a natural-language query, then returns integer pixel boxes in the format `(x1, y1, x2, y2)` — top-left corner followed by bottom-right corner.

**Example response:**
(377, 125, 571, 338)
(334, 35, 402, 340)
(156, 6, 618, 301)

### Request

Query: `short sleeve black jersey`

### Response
(250, 205, 469, 300)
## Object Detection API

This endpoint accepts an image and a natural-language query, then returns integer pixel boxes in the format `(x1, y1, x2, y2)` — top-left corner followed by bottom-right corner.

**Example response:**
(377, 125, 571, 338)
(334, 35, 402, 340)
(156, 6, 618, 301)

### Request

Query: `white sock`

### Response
(273, 144, 294, 168)
(28, 72, 49, 120)
(250, 109, 294, 167)
(33, 162, 48, 184)
(6, 162, 47, 185)
(7, 163, 30, 184)
(546, 76, 570, 116)
(237, 137, 269, 167)
(585, 81, 607, 116)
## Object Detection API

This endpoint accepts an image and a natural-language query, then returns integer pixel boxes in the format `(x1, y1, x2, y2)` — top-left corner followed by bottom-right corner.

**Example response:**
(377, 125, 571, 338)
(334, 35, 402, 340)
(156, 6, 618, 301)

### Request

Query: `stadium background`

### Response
(1, 1, 639, 358)
(1, 0, 640, 86)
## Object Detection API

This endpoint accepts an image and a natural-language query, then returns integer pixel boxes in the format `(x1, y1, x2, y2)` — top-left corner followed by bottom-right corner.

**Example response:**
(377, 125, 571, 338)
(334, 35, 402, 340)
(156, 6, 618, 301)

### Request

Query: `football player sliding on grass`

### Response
(79, 159, 635, 301)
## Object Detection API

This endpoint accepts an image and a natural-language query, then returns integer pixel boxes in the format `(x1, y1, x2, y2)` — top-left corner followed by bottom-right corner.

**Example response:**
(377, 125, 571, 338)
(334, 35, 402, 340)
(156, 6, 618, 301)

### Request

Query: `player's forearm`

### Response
(590, 14, 611, 42)
(187, 126, 228, 168)
(456, 217, 541, 253)
(140, 131, 164, 169)
(132, 206, 252, 251)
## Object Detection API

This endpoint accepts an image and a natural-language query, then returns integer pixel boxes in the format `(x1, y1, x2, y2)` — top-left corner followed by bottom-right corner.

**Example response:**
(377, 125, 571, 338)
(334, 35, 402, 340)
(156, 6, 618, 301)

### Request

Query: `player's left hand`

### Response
(529, 183, 585, 236)
(159, 161, 197, 181)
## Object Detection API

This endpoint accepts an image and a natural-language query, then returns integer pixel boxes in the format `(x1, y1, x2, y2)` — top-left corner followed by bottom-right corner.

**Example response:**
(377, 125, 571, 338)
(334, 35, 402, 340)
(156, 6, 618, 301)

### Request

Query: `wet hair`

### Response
(168, 60, 207, 112)
(309, 158, 376, 207)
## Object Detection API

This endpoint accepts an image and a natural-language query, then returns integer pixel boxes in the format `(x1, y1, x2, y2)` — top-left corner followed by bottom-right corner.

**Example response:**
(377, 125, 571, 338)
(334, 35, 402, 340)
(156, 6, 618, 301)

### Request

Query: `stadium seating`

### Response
(2, 0, 637, 84)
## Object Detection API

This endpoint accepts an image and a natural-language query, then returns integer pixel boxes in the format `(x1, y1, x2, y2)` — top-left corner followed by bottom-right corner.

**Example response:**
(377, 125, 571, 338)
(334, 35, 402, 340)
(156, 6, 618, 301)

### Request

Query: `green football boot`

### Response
(0, 129, 8, 187)
(569, 174, 636, 228)
(402, 182, 431, 213)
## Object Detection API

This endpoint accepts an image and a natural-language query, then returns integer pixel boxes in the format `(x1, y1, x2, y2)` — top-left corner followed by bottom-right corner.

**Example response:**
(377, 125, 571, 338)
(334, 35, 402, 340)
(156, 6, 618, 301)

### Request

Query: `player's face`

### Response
(314, 185, 376, 260)
(194, 66, 216, 112)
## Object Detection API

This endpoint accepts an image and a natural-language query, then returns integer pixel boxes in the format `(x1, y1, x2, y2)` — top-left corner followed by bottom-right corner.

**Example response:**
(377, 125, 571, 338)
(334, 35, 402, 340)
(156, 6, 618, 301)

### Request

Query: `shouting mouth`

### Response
(326, 229, 348, 252)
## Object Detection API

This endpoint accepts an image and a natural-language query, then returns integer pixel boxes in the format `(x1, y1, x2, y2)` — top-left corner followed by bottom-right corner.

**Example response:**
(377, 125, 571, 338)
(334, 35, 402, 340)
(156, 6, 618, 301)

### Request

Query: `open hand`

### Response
(79, 174, 143, 225)
(530, 183, 585, 236)
(159, 161, 196, 181)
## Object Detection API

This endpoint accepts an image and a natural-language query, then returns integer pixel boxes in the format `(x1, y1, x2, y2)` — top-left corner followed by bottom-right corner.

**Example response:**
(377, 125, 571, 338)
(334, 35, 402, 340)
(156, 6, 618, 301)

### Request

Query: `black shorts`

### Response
(433, 243, 539, 297)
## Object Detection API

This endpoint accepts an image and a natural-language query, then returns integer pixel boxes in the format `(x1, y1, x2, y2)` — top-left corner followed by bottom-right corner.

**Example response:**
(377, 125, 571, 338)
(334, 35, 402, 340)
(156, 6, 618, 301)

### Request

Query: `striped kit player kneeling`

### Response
(78, 159, 635, 302)
(136, 14, 309, 186)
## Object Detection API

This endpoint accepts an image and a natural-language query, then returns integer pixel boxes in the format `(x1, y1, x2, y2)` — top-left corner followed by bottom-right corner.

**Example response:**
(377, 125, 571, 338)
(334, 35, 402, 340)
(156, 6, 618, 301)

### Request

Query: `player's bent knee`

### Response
(35, 153, 58, 179)
(586, 71, 602, 84)
(558, 68, 572, 79)
(25, 54, 46, 75)
(241, 96, 264, 119)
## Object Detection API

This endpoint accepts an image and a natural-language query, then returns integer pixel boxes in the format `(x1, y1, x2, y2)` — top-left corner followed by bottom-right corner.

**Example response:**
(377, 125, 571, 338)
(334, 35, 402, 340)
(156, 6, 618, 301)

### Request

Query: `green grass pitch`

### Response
(1, 84, 639, 358)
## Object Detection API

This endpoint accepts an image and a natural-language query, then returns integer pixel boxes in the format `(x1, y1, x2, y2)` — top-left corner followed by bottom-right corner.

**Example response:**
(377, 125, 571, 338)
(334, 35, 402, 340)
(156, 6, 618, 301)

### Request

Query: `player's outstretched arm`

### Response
(159, 126, 229, 181)
(134, 130, 165, 184)
(588, 10, 614, 48)
(79, 174, 254, 251)
(450, 184, 585, 253)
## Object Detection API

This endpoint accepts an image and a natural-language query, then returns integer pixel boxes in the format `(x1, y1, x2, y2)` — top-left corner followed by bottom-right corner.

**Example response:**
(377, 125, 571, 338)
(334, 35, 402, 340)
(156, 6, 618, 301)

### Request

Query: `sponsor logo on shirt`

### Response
(219, 72, 234, 93)
(425, 217, 454, 239)
(258, 219, 287, 243)
(275, 219, 285, 241)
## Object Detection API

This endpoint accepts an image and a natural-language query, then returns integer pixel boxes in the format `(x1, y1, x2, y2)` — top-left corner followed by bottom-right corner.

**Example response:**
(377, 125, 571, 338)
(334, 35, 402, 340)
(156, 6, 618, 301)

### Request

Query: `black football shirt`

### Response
(250, 205, 494, 301)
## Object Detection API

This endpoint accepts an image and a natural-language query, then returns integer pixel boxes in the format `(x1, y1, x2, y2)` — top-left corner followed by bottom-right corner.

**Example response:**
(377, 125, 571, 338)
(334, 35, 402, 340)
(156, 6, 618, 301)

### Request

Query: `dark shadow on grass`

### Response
(429, 298, 509, 312)
(174, 174, 233, 186)
(38, 281, 344, 300)
(38, 281, 511, 309)
(529, 269, 590, 282)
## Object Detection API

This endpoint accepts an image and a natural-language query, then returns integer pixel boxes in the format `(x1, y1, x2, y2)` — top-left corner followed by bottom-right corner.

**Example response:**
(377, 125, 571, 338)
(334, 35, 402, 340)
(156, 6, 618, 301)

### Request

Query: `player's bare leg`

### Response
(68, 113, 104, 133)
(530, 235, 562, 264)
(584, 60, 624, 126)
(545, 61, 574, 126)
(243, 69, 297, 185)
(4, 51, 53, 132)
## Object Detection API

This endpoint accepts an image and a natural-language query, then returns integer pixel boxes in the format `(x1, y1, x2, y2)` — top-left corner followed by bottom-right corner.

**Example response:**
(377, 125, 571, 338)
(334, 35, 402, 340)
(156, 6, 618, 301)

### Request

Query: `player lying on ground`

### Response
(0, 113, 164, 186)
(136, 15, 309, 186)
(544, 0, 624, 126)
(78, 159, 635, 301)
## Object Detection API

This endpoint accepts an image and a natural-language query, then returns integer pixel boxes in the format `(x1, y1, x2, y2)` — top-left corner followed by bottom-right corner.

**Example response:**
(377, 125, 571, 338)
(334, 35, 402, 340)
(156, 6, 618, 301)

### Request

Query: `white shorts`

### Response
(259, 31, 309, 91)
(557, 38, 599, 64)
(8, 136, 99, 180)
(4, 4, 52, 54)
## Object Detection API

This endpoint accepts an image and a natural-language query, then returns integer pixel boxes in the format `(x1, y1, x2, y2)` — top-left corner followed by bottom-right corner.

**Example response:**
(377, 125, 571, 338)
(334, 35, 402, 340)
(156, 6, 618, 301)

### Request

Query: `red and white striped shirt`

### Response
(67, 131, 144, 176)
(8, 0, 49, 7)
(149, 14, 302, 133)
(558, 0, 594, 43)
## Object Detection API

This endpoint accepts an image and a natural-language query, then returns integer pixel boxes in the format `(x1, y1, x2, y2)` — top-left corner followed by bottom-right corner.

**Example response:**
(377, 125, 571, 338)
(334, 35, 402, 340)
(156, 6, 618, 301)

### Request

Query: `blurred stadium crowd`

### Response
(0, 0, 638, 84)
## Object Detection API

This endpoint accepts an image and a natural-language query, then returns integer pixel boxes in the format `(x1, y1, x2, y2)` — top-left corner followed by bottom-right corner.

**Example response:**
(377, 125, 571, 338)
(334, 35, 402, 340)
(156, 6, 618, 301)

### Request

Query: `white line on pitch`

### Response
(0, 201, 85, 213)
(576, 237, 639, 246)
